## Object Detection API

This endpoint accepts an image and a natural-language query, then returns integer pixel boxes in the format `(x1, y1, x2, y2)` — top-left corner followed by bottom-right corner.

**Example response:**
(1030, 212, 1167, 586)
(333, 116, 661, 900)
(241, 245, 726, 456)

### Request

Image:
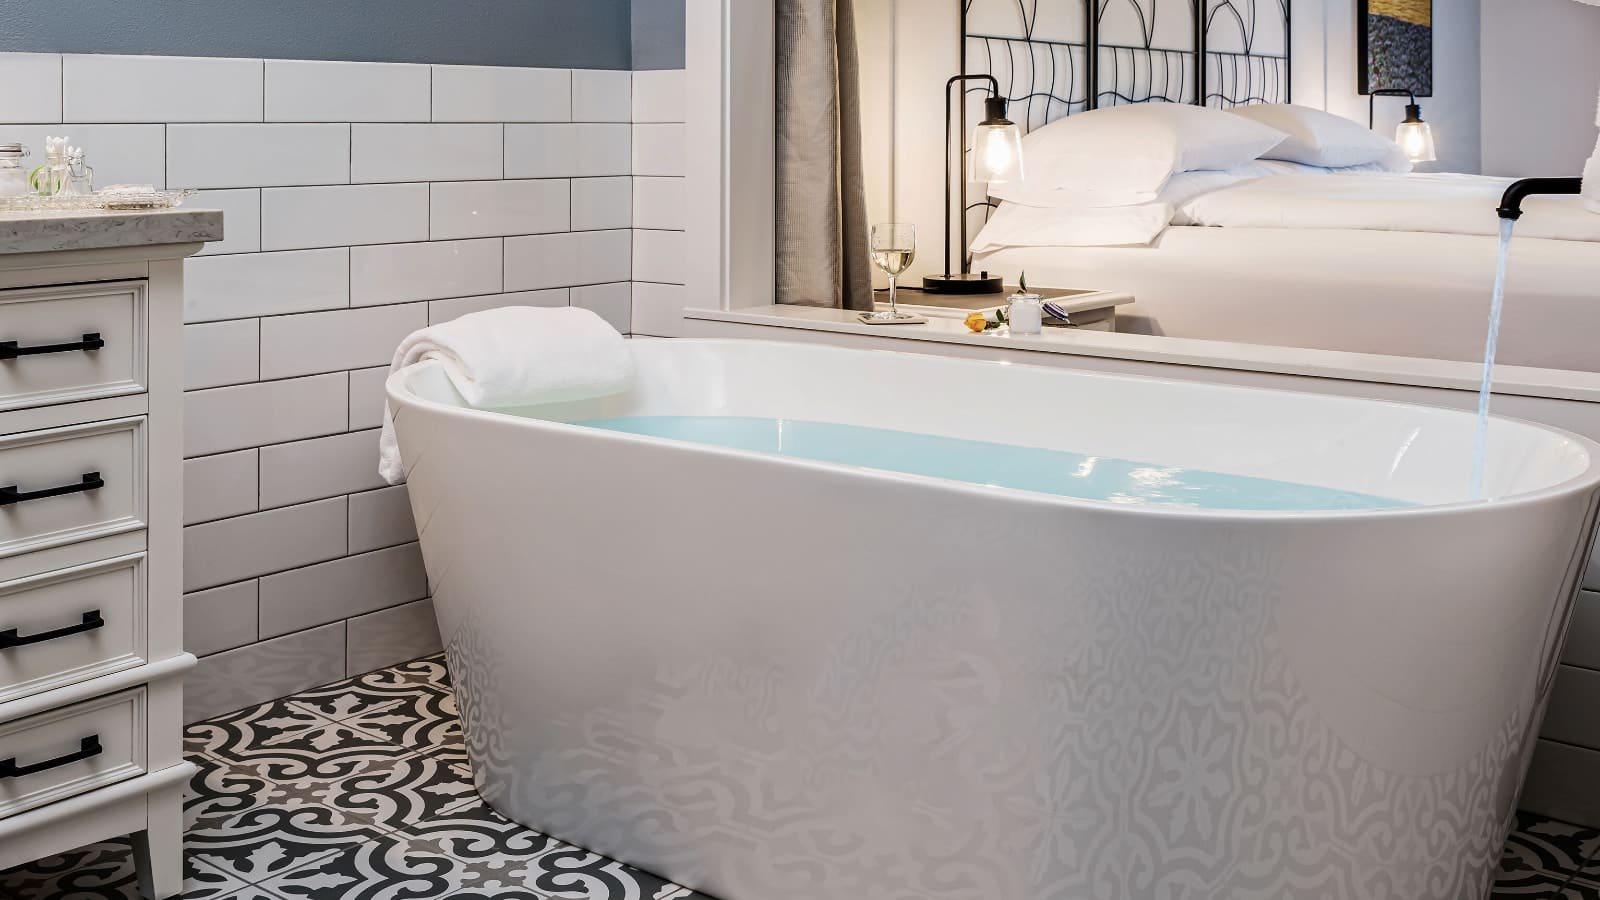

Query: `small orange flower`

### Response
(964, 311, 988, 333)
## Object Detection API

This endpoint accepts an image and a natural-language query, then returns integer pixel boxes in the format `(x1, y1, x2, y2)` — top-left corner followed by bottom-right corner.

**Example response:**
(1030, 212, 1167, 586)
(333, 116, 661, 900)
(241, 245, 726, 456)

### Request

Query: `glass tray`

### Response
(0, 189, 196, 212)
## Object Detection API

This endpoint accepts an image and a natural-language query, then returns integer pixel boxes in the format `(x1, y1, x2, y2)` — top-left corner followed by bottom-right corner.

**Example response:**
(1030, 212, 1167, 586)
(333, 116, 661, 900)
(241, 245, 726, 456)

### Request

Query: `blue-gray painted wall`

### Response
(633, 0, 687, 70)
(0, 0, 635, 69)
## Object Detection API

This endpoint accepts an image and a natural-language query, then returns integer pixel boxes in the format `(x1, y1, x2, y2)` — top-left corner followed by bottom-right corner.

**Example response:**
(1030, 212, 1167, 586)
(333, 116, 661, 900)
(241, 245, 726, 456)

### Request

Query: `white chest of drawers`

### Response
(0, 208, 221, 899)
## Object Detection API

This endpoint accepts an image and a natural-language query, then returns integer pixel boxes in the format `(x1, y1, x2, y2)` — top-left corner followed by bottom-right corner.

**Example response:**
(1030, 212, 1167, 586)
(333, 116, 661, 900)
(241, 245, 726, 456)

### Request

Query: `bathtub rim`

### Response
(386, 340, 1600, 523)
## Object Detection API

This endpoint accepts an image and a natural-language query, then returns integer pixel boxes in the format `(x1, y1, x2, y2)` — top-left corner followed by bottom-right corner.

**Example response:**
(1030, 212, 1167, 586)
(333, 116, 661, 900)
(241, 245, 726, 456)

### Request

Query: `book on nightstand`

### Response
(875, 286, 1136, 330)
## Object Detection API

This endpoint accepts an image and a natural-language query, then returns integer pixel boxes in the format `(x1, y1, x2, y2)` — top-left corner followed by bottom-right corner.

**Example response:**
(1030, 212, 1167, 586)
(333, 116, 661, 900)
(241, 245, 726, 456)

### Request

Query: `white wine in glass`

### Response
(868, 223, 923, 323)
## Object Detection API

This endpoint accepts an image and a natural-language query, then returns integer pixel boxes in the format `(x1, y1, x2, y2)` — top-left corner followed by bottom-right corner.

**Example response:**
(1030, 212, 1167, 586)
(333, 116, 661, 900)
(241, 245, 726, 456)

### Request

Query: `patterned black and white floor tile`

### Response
(0, 836, 249, 900)
(4, 651, 1596, 899)
(1496, 812, 1600, 898)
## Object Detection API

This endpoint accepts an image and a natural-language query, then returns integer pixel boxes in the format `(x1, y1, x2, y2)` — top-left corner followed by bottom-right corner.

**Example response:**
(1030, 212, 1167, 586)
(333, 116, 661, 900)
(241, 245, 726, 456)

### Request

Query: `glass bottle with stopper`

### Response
(63, 146, 93, 196)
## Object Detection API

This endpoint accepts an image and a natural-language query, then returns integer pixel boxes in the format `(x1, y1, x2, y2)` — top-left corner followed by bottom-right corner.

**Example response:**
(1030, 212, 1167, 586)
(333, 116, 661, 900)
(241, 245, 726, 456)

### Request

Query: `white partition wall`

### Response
(685, 0, 776, 321)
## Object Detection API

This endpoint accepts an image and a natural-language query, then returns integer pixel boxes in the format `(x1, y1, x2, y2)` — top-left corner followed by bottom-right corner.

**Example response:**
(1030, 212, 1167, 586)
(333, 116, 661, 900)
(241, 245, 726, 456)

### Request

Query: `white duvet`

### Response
(972, 171, 1600, 251)
(1174, 173, 1600, 243)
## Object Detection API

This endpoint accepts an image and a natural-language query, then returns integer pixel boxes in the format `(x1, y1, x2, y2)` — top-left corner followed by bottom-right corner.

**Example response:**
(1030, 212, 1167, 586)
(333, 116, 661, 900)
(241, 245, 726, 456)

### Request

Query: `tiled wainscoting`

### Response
(1523, 574, 1600, 826)
(0, 52, 686, 721)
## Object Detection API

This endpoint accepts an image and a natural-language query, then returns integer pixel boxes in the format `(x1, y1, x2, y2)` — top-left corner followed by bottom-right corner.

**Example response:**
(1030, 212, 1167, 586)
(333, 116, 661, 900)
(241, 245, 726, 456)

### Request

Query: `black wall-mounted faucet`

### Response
(1497, 177, 1584, 220)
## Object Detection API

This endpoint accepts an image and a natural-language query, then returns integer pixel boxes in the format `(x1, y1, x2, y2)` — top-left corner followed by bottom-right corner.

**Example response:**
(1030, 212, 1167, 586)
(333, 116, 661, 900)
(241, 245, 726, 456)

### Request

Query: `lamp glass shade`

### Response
(970, 121, 1025, 184)
(1395, 120, 1437, 163)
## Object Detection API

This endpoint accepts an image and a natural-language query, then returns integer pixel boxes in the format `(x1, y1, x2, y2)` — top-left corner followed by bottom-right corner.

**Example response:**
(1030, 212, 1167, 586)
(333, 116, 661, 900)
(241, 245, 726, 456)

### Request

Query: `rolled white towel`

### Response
(379, 305, 633, 485)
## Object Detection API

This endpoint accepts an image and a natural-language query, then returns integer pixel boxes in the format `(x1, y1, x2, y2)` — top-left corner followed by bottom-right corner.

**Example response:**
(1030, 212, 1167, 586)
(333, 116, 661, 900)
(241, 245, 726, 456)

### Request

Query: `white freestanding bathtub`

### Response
(387, 340, 1600, 900)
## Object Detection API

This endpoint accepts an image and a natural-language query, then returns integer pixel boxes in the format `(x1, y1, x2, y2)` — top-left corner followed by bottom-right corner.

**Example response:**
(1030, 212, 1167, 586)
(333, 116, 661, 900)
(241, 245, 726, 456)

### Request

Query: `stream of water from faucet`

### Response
(1472, 218, 1516, 499)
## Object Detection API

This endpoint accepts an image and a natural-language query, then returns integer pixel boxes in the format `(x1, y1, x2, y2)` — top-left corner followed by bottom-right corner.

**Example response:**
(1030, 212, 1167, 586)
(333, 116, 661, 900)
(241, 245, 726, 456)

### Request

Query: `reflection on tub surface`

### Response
(572, 415, 1412, 511)
(389, 340, 1600, 900)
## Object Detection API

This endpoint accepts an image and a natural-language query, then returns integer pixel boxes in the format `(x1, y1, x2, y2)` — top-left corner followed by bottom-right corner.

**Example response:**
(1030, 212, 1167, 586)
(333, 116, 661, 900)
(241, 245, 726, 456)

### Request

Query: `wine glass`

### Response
(868, 223, 918, 322)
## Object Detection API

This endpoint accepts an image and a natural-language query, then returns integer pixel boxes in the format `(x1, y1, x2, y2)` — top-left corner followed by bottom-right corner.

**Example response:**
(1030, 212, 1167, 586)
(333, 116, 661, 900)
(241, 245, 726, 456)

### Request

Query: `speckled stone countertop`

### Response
(0, 207, 223, 254)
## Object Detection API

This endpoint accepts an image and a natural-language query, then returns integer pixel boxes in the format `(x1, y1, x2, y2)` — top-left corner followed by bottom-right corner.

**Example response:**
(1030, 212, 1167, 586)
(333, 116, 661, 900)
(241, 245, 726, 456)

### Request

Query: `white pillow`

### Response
(988, 103, 1288, 208)
(971, 165, 1276, 251)
(1374, 142, 1417, 173)
(968, 199, 1177, 250)
(1228, 104, 1404, 169)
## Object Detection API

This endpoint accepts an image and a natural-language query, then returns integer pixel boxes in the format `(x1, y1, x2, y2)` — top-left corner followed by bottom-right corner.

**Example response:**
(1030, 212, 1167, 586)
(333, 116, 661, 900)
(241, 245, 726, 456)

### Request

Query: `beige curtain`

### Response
(776, 0, 874, 310)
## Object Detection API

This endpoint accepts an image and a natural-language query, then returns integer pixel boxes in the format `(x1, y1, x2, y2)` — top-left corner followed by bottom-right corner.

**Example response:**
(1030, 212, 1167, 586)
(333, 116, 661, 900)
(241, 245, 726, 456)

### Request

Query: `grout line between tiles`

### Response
(1537, 736, 1600, 757)
(240, 844, 348, 892)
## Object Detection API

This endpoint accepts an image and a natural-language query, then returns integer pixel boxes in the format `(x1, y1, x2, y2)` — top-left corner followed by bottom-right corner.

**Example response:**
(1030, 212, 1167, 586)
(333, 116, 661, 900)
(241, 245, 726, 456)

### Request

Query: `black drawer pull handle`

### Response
(0, 610, 105, 650)
(0, 333, 104, 361)
(0, 736, 102, 779)
(0, 472, 104, 506)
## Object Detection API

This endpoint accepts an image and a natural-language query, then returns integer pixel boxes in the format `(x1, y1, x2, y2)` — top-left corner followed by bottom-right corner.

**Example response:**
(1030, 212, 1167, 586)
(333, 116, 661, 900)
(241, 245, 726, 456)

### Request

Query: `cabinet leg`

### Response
(131, 783, 184, 899)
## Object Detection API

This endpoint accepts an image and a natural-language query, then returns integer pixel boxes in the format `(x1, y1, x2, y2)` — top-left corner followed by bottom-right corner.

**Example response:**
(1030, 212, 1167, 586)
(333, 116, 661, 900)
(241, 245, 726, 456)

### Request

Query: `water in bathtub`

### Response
(572, 416, 1410, 512)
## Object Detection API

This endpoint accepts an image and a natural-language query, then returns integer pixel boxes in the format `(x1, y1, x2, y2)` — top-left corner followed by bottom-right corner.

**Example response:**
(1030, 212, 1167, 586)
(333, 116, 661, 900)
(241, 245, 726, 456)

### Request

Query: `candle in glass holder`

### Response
(1008, 292, 1043, 335)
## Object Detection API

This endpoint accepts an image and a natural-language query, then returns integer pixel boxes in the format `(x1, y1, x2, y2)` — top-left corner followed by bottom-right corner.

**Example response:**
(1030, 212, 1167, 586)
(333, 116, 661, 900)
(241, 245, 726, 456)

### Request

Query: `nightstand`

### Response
(877, 286, 1135, 331)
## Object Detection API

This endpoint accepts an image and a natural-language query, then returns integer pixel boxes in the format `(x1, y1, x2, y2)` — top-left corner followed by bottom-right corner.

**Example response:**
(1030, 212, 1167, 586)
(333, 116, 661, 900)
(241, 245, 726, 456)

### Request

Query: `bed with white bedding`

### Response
(968, 106, 1600, 372)
(978, 222, 1600, 371)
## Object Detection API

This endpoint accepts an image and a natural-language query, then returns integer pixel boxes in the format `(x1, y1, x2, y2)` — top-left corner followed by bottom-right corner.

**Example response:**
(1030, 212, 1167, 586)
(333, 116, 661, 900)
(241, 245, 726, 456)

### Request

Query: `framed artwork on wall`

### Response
(1358, 0, 1433, 96)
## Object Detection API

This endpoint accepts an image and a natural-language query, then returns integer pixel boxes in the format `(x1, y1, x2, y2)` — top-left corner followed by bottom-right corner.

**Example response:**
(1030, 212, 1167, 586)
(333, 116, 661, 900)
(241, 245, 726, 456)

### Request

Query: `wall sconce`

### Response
(924, 74, 1024, 294)
(1369, 88, 1437, 163)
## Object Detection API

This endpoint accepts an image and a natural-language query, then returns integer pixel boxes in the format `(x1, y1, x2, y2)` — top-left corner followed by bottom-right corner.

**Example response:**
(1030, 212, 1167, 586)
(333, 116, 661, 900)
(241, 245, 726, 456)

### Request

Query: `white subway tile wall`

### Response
(428, 179, 572, 240)
(0, 53, 61, 123)
(344, 598, 443, 675)
(183, 319, 260, 390)
(0, 53, 684, 719)
(263, 60, 431, 123)
(2, 124, 166, 187)
(63, 54, 264, 123)
(168, 123, 351, 188)
(191, 189, 262, 256)
(183, 580, 261, 658)
(346, 366, 393, 431)
(182, 450, 259, 526)
(348, 485, 420, 554)
(504, 230, 631, 291)
(350, 123, 504, 183)
(630, 70, 687, 337)
(430, 65, 572, 123)
(350, 238, 503, 306)
(259, 183, 430, 251)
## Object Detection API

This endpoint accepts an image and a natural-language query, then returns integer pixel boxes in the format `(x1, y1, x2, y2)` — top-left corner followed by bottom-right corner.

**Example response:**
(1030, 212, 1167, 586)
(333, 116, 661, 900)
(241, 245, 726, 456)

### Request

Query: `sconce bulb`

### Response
(1395, 120, 1437, 163)
(970, 122, 1025, 184)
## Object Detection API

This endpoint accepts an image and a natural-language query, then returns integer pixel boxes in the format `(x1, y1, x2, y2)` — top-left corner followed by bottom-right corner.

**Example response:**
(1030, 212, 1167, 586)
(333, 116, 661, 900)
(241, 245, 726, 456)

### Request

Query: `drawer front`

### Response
(0, 687, 144, 820)
(0, 417, 146, 559)
(0, 553, 146, 705)
(0, 282, 147, 413)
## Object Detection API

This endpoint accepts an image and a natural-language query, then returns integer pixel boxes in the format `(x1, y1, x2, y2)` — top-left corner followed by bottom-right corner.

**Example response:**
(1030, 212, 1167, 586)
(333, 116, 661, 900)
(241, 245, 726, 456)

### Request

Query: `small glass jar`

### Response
(0, 143, 29, 198)
(1008, 291, 1043, 335)
(63, 148, 93, 196)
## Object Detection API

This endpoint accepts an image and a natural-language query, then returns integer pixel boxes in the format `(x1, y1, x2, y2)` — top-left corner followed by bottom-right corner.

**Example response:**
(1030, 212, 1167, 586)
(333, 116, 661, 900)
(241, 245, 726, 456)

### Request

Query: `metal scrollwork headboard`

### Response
(963, 0, 1291, 135)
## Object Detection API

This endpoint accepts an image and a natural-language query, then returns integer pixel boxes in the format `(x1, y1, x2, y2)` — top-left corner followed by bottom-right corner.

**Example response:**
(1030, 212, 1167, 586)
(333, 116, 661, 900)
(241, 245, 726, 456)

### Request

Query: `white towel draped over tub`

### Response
(378, 306, 634, 485)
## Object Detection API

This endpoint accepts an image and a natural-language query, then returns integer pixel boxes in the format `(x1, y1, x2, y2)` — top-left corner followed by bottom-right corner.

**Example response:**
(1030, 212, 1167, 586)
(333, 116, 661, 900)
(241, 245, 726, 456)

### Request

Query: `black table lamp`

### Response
(923, 74, 1025, 294)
